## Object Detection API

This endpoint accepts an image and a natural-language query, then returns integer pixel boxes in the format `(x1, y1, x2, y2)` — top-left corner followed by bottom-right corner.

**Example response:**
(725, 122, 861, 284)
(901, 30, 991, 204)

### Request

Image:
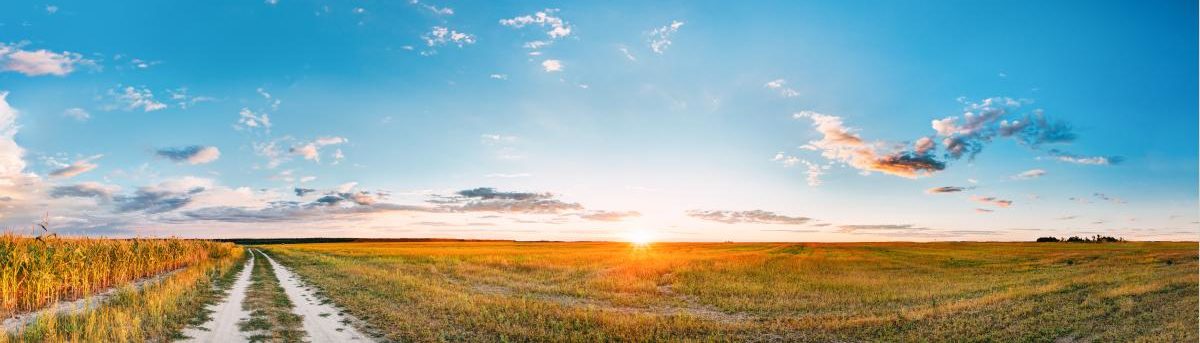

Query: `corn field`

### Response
(0, 233, 239, 318)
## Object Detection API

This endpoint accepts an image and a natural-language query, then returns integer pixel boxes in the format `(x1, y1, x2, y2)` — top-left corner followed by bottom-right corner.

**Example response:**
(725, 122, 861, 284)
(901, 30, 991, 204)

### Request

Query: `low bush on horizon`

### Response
(1036, 235, 1124, 243)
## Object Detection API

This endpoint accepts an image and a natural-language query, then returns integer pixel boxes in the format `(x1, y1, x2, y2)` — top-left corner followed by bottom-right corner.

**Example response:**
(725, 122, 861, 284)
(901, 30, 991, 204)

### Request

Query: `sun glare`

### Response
(626, 230, 655, 246)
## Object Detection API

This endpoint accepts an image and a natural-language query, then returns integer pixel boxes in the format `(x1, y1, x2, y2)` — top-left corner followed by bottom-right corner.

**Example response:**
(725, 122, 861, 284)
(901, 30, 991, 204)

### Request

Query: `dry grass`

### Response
(0, 233, 236, 319)
(2, 240, 243, 342)
(239, 249, 304, 343)
(265, 241, 1198, 342)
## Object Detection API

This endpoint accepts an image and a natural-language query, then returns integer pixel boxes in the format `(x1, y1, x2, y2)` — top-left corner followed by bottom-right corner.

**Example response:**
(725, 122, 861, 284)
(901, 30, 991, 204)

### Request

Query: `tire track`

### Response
(259, 251, 373, 343)
(178, 251, 256, 343)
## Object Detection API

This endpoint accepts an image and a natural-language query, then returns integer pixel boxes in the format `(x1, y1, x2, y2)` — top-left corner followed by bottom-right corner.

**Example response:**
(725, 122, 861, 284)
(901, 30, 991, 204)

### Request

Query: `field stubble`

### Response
(264, 241, 1198, 342)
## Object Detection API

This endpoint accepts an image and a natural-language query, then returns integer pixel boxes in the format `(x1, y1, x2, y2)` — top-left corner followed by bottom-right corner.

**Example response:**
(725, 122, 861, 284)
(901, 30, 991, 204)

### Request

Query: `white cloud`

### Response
(764, 79, 799, 97)
(290, 136, 348, 163)
(1012, 169, 1046, 180)
(481, 134, 524, 160)
(423, 26, 476, 48)
(256, 87, 280, 110)
(0, 92, 27, 177)
(772, 152, 800, 167)
(167, 87, 215, 109)
(490, 74, 508, 80)
(774, 152, 825, 186)
(500, 9, 572, 51)
(332, 148, 345, 164)
(252, 139, 286, 169)
(63, 107, 89, 121)
(1042, 149, 1124, 166)
(523, 41, 550, 50)
(410, 0, 453, 15)
(648, 20, 685, 54)
(500, 9, 572, 40)
(111, 86, 167, 112)
(480, 134, 517, 144)
(0, 43, 92, 77)
(800, 160, 826, 186)
(236, 108, 271, 131)
(541, 59, 563, 72)
(618, 46, 637, 61)
(45, 5, 58, 14)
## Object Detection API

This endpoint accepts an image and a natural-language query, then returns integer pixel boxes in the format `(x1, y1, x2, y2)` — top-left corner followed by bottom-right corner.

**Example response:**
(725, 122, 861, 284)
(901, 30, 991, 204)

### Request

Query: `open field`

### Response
(264, 241, 1198, 342)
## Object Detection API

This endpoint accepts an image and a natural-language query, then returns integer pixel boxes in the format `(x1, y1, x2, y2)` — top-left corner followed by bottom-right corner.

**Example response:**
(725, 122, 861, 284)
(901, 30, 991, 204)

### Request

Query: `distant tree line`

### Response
(1035, 235, 1124, 243)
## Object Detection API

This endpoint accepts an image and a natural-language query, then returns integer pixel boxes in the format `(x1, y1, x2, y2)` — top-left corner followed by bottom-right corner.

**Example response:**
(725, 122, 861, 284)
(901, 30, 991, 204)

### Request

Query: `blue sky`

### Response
(0, 0, 1195, 241)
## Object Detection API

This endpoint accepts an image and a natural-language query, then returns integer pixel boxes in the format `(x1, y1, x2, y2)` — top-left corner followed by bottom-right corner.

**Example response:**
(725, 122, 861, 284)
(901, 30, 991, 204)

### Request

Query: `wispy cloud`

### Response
(236, 108, 271, 132)
(774, 153, 826, 186)
(49, 155, 101, 178)
(837, 224, 928, 233)
(156, 145, 221, 165)
(687, 210, 811, 225)
(1044, 149, 1124, 165)
(289, 136, 347, 163)
(764, 79, 799, 98)
(484, 173, 531, 178)
(432, 187, 583, 214)
(1093, 192, 1126, 204)
(926, 186, 969, 194)
(62, 107, 89, 121)
(109, 86, 167, 112)
(618, 46, 636, 61)
(423, 26, 476, 48)
(167, 87, 215, 109)
(410, 0, 453, 15)
(481, 134, 524, 160)
(971, 195, 1013, 208)
(579, 210, 641, 222)
(1012, 169, 1046, 180)
(648, 20, 685, 54)
(49, 182, 119, 200)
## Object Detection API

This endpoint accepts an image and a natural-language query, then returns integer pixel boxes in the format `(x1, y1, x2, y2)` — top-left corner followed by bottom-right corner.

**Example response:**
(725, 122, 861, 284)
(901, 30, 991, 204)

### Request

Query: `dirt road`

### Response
(261, 252, 373, 342)
(179, 252, 256, 343)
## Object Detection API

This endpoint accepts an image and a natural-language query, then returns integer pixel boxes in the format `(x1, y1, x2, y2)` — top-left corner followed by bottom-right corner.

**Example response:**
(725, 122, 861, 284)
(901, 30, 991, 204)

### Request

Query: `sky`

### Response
(0, 0, 1196, 241)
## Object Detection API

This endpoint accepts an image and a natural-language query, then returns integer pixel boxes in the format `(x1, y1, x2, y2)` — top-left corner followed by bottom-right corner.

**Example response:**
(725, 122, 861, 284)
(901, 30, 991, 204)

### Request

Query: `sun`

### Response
(625, 229, 655, 246)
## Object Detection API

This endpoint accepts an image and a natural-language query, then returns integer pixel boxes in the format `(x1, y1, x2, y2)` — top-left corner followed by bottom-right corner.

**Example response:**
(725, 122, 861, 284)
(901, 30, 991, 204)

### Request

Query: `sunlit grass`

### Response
(0, 233, 238, 318)
(264, 241, 1198, 342)
(1, 237, 243, 342)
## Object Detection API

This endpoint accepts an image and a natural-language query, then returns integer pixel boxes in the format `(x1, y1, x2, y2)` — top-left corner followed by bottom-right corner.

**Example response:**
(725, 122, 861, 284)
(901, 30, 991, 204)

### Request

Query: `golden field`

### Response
(0, 235, 244, 342)
(264, 241, 1198, 342)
